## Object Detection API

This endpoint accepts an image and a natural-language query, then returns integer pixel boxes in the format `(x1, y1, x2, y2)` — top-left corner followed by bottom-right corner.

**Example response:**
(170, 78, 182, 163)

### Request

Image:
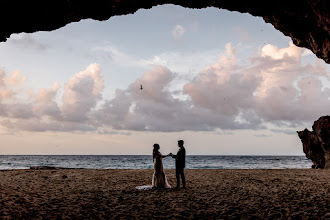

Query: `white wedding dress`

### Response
(136, 153, 171, 190)
(151, 153, 171, 188)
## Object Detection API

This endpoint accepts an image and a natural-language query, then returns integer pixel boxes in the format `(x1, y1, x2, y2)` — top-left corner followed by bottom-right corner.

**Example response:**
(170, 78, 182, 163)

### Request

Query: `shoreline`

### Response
(1, 169, 329, 219)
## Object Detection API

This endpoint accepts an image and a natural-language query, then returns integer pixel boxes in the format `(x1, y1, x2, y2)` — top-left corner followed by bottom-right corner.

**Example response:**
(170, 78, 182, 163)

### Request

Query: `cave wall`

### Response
(0, 0, 329, 64)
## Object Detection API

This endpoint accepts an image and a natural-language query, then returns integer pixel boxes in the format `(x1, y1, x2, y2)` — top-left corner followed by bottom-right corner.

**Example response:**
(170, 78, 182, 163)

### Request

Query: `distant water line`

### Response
(0, 155, 312, 170)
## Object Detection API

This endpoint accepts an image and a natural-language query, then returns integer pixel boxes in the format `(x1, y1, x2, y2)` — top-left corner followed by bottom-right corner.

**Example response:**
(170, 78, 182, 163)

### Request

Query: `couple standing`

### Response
(152, 140, 186, 189)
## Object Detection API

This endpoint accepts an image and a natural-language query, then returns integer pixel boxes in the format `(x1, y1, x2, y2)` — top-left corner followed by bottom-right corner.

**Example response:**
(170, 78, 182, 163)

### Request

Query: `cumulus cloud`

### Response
(7, 71, 27, 86)
(95, 42, 329, 132)
(261, 41, 302, 60)
(184, 44, 260, 115)
(0, 64, 104, 132)
(96, 66, 201, 131)
(172, 25, 185, 38)
(0, 70, 26, 101)
(0, 42, 329, 134)
(252, 43, 330, 123)
(61, 63, 104, 122)
(33, 82, 61, 118)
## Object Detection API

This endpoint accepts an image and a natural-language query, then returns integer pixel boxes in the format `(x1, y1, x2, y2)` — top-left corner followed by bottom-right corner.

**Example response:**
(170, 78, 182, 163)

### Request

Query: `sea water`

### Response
(0, 155, 312, 170)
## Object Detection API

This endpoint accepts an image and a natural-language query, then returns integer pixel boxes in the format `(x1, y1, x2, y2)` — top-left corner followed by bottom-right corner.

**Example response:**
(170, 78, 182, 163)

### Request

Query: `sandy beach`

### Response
(0, 169, 329, 219)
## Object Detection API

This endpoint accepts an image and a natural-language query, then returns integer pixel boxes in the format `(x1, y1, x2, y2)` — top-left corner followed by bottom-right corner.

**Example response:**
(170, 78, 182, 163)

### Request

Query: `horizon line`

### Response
(0, 154, 306, 156)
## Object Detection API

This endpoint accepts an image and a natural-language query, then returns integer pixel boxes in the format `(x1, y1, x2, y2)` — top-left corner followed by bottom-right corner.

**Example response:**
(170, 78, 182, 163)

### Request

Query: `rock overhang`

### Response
(0, 0, 329, 63)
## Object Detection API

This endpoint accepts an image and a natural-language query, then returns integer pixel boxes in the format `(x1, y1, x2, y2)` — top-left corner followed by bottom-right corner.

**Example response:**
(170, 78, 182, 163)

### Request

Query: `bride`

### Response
(152, 143, 171, 188)
(136, 143, 171, 190)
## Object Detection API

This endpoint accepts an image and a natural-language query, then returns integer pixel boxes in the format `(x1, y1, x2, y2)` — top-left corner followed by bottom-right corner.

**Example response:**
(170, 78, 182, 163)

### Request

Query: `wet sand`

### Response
(0, 169, 329, 219)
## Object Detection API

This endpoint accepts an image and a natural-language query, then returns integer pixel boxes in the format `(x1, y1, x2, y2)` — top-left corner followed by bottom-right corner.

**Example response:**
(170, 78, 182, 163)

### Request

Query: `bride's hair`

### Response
(153, 144, 160, 161)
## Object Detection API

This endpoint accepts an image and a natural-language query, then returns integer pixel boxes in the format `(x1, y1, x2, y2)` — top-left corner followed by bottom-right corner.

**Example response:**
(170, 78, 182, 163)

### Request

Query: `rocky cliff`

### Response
(297, 116, 330, 169)
(0, 0, 329, 64)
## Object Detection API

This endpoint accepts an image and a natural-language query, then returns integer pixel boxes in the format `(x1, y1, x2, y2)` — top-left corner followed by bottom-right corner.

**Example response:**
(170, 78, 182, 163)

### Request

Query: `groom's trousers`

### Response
(176, 167, 185, 187)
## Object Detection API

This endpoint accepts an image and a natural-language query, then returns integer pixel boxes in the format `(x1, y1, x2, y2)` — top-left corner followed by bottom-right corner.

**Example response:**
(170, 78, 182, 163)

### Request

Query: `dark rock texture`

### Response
(0, 0, 329, 63)
(297, 116, 330, 169)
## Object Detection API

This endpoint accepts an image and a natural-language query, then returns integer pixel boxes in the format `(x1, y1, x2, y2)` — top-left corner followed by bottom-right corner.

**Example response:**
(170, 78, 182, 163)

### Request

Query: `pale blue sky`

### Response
(0, 6, 291, 93)
(0, 5, 328, 155)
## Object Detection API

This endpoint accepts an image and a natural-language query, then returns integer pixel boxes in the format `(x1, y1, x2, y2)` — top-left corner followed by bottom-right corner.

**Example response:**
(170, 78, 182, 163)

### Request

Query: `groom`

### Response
(171, 140, 186, 188)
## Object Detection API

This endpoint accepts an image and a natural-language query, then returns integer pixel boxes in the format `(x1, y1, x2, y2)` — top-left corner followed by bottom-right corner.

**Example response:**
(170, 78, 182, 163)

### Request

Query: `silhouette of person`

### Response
(171, 140, 186, 188)
(152, 144, 171, 188)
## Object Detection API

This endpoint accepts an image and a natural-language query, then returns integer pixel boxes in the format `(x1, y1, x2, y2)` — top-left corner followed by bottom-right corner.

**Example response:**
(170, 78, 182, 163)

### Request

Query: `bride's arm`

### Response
(160, 152, 169, 158)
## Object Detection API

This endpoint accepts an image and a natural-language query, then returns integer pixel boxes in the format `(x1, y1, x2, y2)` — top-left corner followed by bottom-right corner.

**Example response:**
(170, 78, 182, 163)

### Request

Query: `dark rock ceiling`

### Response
(0, 0, 329, 63)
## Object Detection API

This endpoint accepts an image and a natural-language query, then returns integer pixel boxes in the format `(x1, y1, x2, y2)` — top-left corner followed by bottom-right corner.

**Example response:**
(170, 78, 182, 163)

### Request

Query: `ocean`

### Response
(0, 155, 312, 170)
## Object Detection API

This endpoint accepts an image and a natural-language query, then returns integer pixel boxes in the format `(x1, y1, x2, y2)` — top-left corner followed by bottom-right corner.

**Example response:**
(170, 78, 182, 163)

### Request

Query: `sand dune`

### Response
(0, 169, 329, 219)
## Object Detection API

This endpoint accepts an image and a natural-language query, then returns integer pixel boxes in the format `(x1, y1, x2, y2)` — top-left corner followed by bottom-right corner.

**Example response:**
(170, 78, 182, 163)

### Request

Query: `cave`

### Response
(0, 1, 329, 158)
(0, 0, 329, 63)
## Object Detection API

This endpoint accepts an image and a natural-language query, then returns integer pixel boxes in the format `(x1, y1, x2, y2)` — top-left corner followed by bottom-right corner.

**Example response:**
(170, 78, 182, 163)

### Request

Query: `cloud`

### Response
(97, 62, 264, 132)
(0, 64, 104, 132)
(270, 129, 296, 135)
(0, 89, 15, 100)
(0, 70, 27, 101)
(33, 82, 61, 118)
(261, 41, 302, 60)
(302, 49, 313, 57)
(97, 42, 329, 132)
(8, 33, 47, 50)
(184, 44, 260, 115)
(0, 42, 329, 134)
(5, 103, 34, 119)
(254, 133, 272, 137)
(0, 70, 5, 87)
(251, 43, 330, 123)
(61, 63, 104, 122)
(96, 66, 199, 132)
(7, 71, 27, 86)
(172, 25, 185, 38)
(140, 50, 220, 75)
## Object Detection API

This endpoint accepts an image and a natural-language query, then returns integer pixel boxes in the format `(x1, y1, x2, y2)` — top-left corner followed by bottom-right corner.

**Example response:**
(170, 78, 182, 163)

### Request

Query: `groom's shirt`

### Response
(175, 147, 186, 169)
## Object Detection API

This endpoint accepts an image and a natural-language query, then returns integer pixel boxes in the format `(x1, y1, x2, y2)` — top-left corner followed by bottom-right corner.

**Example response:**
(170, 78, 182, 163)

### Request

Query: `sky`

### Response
(0, 5, 329, 155)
